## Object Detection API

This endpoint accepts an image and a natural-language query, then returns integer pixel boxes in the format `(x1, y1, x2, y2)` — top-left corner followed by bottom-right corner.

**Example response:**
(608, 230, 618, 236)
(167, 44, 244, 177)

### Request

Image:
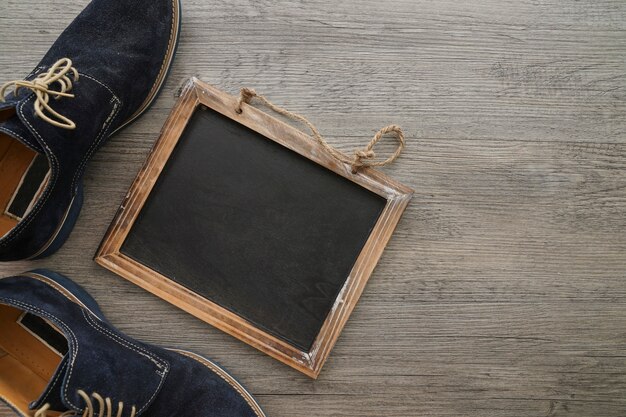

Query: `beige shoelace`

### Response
(0, 57, 79, 130)
(34, 389, 137, 417)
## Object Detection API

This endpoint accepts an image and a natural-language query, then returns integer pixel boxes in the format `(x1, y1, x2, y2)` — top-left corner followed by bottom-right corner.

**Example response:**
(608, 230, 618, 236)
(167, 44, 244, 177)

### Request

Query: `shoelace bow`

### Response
(0, 57, 79, 130)
(34, 389, 137, 417)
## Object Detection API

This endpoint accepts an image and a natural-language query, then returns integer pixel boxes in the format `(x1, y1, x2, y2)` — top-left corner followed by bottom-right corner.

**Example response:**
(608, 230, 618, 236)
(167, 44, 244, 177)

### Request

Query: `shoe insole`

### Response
(0, 305, 64, 415)
(0, 133, 50, 237)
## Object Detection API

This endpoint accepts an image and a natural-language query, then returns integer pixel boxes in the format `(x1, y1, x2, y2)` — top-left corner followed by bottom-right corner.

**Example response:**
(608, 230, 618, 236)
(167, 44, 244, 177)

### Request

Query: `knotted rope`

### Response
(236, 87, 404, 173)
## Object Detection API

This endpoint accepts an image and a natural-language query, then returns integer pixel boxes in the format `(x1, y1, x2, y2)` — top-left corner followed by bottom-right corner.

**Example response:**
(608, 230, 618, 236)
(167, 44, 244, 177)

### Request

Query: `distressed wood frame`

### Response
(95, 77, 413, 378)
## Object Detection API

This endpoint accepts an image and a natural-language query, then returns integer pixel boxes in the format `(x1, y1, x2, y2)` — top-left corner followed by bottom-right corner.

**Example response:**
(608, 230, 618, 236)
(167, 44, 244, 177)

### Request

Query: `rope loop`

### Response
(236, 88, 404, 173)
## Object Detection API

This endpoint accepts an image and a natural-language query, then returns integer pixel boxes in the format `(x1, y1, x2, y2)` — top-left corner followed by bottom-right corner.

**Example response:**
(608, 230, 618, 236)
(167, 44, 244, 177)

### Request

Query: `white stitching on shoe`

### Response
(37, 359, 67, 405)
(0, 126, 39, 152)
(0, 59, 80, 130)
(26, 65, 47, 80)
(82, 310, 167, 370)
(35, 390, 137, 417)
(0, 298, 81, 411)
(0, 73, 120, 248)
(81, 310, 169, 414)
(78, 72, 118, 99)
(0, 95, 61, 245)
(22, 272, 99, 318)
(0, 0, 178, 250)
(0, 294, 168, 414)
(69, 73, 121, 193)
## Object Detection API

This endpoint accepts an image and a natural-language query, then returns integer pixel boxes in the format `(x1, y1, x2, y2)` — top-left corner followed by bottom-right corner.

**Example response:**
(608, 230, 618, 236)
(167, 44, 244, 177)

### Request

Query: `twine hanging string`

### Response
(235, 88, 405, 173)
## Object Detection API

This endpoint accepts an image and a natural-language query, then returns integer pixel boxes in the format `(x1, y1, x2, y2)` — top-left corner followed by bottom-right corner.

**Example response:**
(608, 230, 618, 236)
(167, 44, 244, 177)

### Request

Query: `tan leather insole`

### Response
(0, 305, 64, 415)
(0, 133, 48, 237)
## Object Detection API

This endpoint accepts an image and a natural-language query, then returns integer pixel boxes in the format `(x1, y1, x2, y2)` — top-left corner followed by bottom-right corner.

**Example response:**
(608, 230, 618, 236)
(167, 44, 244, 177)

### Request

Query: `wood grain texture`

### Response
(1, 0, 625, 415)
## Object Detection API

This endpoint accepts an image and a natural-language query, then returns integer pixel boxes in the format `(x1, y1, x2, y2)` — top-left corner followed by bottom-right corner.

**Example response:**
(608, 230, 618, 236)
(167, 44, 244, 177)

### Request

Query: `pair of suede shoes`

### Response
(0, 0, 269, 416)
(0, 269, 267, 417)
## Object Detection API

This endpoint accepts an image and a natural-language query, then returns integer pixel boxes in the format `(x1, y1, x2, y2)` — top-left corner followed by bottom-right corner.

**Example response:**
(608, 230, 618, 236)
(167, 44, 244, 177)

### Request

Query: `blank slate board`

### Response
(122, 106, 386, 351)
(96, 78, 413, 377)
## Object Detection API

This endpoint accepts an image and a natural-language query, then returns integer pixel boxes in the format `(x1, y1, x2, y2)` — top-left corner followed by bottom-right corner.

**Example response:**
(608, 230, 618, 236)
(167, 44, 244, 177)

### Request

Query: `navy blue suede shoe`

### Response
(0, 269, 267, 417)
(0, 0, 181, 261)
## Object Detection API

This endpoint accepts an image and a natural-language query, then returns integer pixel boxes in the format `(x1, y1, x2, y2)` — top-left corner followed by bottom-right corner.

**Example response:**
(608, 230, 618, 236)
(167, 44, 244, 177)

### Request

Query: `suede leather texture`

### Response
(0, 271, 264, 417)
(0, 0, 178, 261)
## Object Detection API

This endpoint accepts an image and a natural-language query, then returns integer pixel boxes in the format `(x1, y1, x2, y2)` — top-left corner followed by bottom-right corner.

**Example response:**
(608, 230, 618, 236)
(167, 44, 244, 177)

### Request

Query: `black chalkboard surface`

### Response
(121, 106, 387, 351)
(97, 78, 412, 377)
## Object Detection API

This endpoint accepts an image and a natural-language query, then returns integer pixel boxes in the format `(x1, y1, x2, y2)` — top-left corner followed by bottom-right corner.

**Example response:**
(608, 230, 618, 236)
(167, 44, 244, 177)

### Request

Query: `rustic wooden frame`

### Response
(95, 78, 413, 378)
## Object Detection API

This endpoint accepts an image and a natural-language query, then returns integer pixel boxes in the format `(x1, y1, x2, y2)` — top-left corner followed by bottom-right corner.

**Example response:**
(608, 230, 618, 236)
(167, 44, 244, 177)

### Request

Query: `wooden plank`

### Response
(1, 0, 626, 143)
(1, 0, 625, 415)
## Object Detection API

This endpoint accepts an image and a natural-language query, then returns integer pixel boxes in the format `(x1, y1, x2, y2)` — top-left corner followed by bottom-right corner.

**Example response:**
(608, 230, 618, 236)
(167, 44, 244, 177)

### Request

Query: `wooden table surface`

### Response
(1, 0, 625, 416)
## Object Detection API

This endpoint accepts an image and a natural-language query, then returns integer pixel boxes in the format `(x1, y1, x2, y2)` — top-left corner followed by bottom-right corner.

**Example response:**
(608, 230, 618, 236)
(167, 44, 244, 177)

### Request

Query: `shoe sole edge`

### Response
(110, 0, 182, 135)
(168, 348, 268, 417)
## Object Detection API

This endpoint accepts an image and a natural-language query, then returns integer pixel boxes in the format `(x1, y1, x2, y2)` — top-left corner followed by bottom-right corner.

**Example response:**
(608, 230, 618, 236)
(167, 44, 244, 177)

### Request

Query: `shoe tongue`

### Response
(0, 111, 44, 154)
